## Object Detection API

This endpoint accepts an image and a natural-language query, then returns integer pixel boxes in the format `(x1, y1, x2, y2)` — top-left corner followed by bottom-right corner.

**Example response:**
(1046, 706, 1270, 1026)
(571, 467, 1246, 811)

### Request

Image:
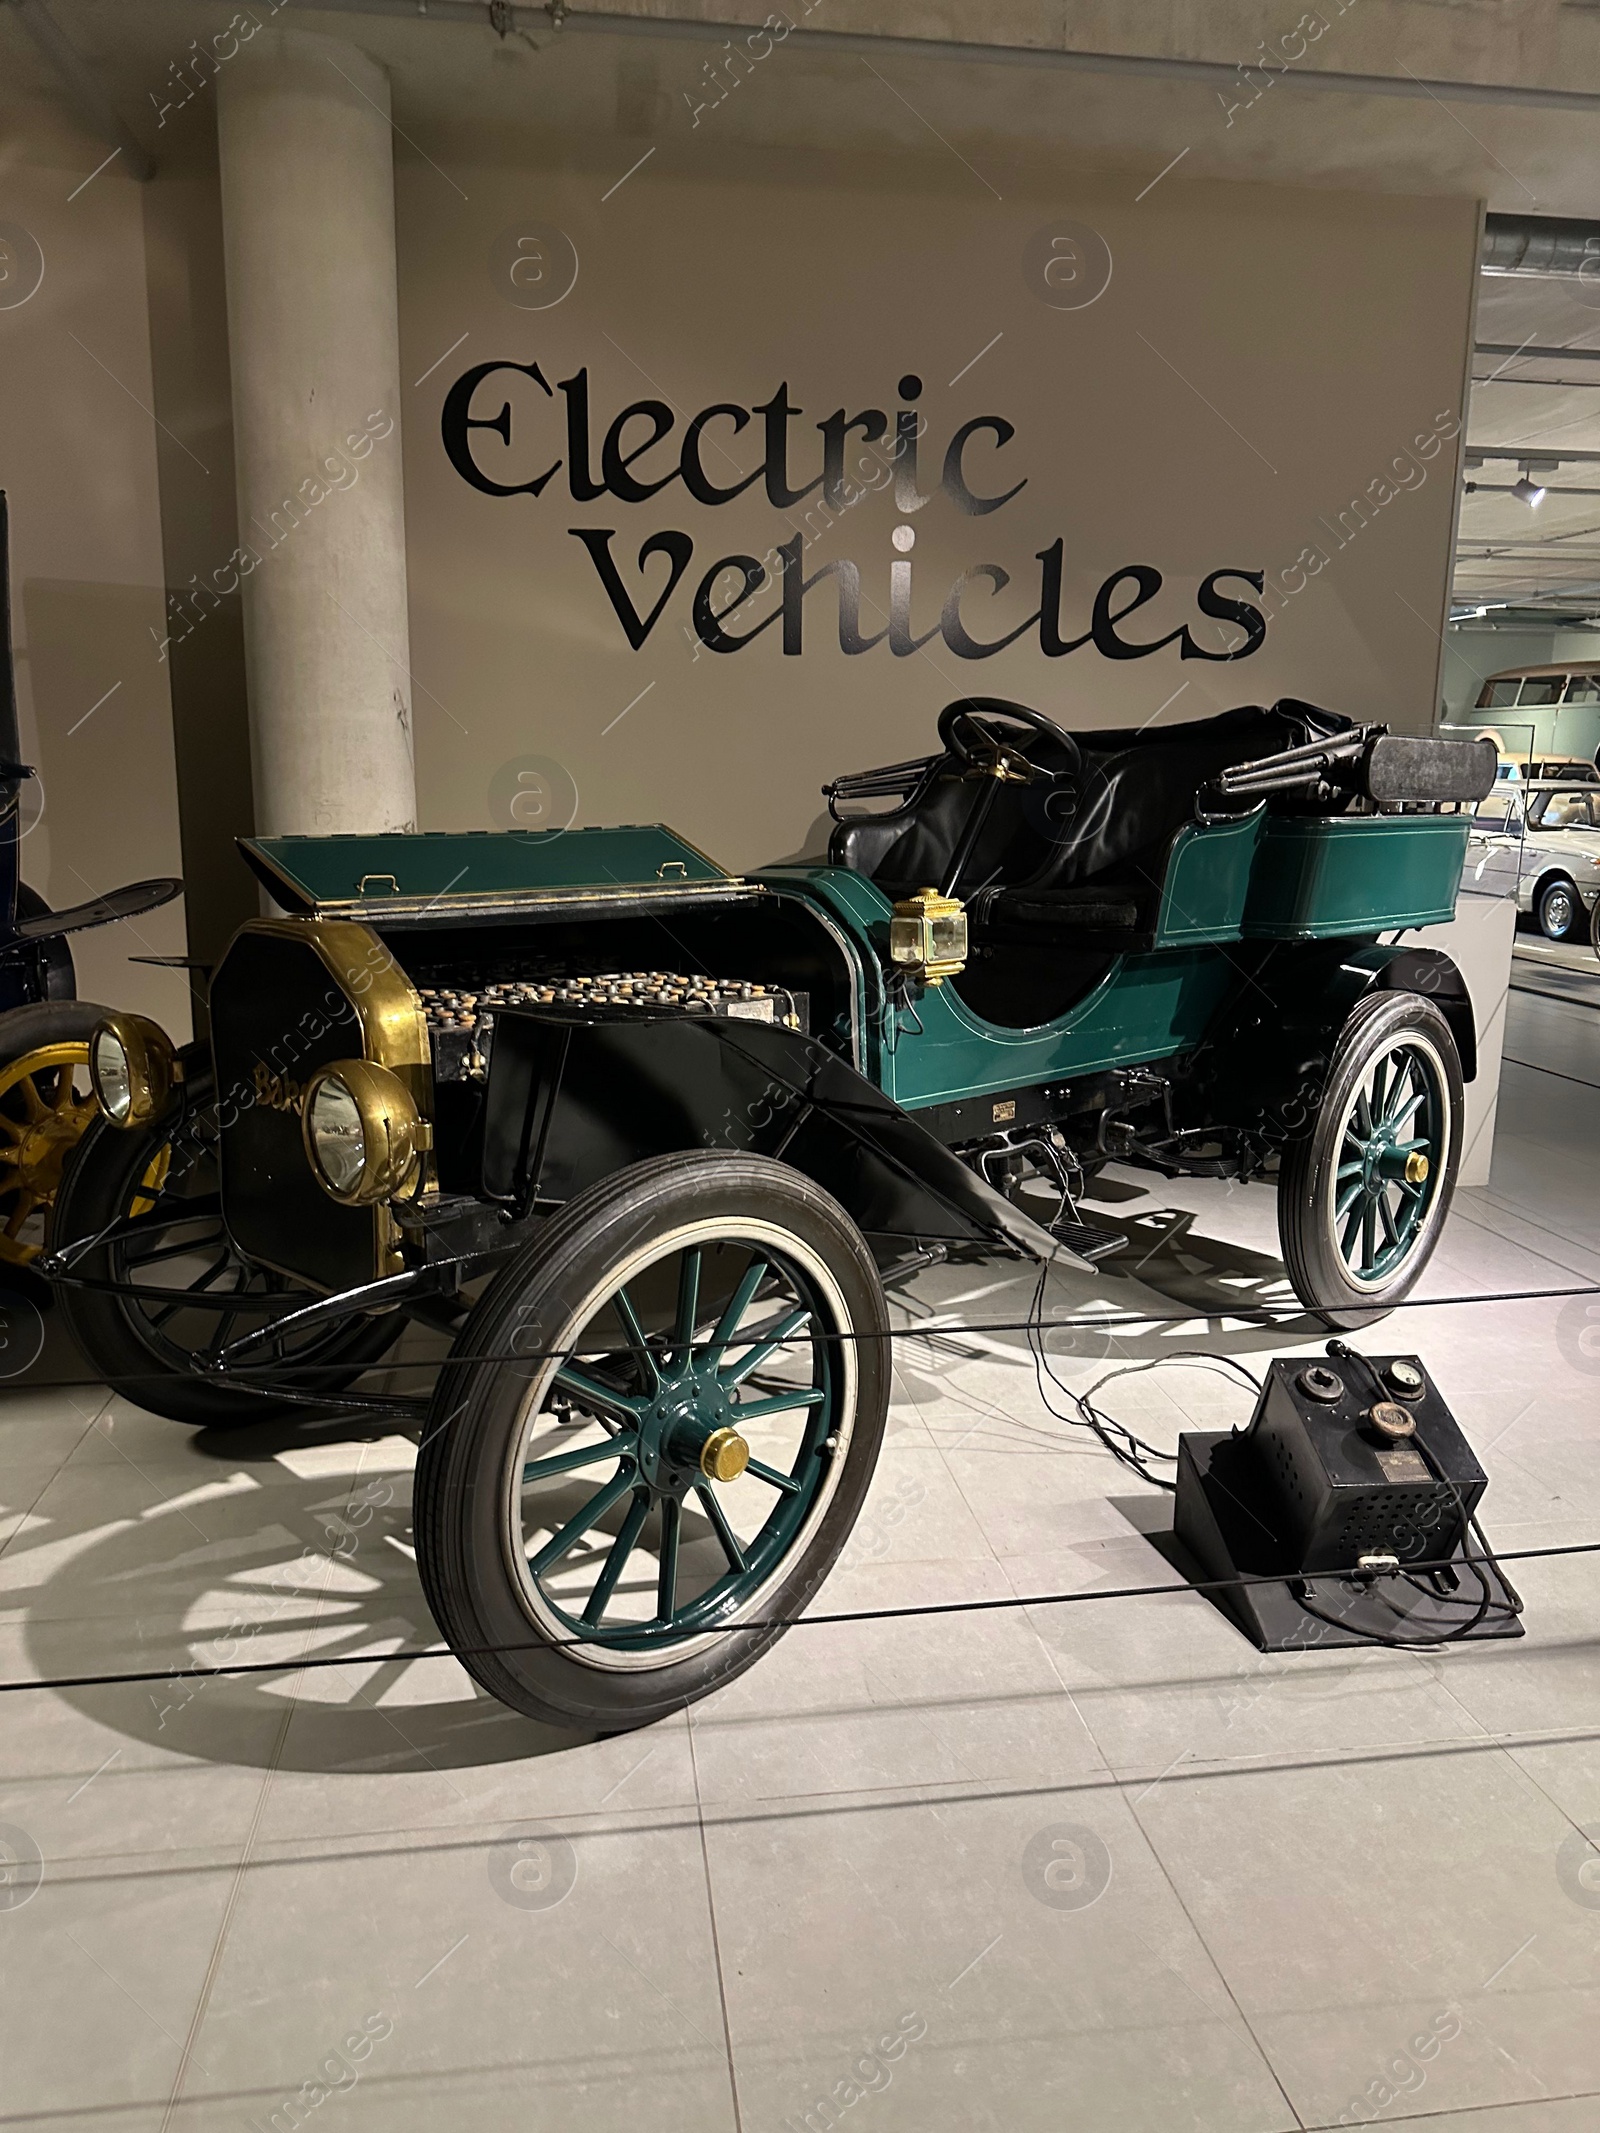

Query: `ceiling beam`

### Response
(6, 0, 154, 181)
(231, 0, 1600, 113)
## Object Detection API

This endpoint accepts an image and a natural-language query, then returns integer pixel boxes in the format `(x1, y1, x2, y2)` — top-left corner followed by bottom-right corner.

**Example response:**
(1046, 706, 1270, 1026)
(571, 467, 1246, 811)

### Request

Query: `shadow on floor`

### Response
(11, 1426, 587, 1773)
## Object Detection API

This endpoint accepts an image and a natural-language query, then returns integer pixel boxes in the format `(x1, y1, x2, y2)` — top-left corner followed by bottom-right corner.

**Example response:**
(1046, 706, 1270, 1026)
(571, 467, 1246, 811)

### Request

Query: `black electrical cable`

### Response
(1019, 1247, 1269, 1491)
(1023, 1258, 1183, 1489)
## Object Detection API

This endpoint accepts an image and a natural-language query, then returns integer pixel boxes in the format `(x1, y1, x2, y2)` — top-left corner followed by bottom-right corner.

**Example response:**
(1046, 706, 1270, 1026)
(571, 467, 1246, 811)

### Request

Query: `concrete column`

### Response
(216, 28, 415, 837)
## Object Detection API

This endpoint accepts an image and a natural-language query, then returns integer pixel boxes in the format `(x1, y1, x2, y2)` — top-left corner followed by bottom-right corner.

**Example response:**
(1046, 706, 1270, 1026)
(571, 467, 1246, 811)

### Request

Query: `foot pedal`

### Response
(1049, 1218, 1125, 1261)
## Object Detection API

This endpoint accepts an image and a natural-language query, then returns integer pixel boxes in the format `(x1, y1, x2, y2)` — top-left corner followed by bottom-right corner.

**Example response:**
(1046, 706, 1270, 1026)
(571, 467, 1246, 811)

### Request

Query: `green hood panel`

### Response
(242, 825, 730, 915)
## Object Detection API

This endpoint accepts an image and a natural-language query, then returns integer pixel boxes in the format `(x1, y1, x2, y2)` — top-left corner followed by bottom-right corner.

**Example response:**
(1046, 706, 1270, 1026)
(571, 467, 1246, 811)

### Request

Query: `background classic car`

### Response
(1465, 779, 1600, 940)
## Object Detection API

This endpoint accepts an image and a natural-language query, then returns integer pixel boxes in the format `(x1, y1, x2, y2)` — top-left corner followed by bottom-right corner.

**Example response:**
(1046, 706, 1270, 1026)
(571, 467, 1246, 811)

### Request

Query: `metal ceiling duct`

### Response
(1482, 214, 1600, 276)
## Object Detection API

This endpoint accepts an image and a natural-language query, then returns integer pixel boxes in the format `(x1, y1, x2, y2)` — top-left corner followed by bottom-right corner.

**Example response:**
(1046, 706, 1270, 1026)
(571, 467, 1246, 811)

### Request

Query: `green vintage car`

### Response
(49, 696, 1494, 1727)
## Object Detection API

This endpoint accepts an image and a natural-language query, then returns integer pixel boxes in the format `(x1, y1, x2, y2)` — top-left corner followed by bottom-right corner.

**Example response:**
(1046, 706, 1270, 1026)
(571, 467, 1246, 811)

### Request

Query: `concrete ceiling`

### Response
(10, 1, 1600, 617)
(1457, 267, 1600, 618)
(9, 0, 1600, 207)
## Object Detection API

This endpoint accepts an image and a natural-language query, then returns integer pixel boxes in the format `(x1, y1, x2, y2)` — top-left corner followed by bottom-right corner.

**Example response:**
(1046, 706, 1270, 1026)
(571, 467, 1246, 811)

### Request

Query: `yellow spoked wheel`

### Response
(0, 1041, 98, 1265)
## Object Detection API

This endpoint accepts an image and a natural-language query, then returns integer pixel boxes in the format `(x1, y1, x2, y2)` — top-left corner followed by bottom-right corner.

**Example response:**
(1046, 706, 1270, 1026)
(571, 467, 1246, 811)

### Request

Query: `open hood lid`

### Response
(240, 824, 738, 920)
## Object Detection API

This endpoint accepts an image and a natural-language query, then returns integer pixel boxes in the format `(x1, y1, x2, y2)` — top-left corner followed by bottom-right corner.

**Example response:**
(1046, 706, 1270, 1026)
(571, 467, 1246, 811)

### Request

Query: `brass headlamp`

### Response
(89, 1013, 179, 1128)
(302, 1058, 430, 1206)
(888, 888, 968, 986)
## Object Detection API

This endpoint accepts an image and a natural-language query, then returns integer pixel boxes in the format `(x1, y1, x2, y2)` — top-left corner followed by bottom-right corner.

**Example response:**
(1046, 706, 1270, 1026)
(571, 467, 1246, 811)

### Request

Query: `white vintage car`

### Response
(1466, 780, 1600, 941)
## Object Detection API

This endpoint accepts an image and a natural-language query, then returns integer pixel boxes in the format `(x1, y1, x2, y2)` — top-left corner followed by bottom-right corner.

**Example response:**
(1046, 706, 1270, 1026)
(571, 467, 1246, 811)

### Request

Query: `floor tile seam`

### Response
(1083, 1722, 1600, 1787)
(288, 1652, 505, 1816)
(1, 1785, 708, 1859)
(887, 1357, 1061, 1478)
(156, 1640, 309, 2129)
(845, 1634, 1055, 1795)
(896, 1368, 1078, 1599)
(686, 1709, 747, 2133)
(1497, 1735, 1600, 1847)
(0, 1387, 115, 1571)
(0, 1466, 72, 1566)
(688, 1720, 1600, 1828)
(17, 1706, 1562, 1880)
(1296, 2081, 1600, 2132)
(1200, 1978, 1600, 2025)
(1116, 1776, 1307, 2133)
(1447, 1201, 1600, 1284)
(1116, 1718, 1593, 2124)
(241, 1797, 710, 1854)
(12, 2048, 1593, 2127)
(64, 2036, 746, 2123)
(1000, 1566, 1142, 1786)
(991, 1475, 1131, 1762)
(37, 1806, 715, 1889)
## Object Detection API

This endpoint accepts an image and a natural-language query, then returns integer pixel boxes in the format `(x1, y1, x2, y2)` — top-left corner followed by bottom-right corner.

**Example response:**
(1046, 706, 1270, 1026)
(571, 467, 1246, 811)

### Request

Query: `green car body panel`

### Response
(755, 808, 1472, 1111)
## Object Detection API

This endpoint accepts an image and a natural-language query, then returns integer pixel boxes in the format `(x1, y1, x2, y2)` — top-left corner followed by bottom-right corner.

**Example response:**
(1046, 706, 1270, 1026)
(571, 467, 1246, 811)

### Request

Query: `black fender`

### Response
(480, 1007, 1061, 1264)
(1341, 943, 1476, 1082)
(1181, 938, 1477, 1143)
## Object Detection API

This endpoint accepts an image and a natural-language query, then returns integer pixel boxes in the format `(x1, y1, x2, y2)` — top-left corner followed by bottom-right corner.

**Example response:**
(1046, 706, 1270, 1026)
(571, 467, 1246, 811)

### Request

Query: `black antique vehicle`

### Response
(48, 694, 1494, 1727)
(0, 493, 181, 1267)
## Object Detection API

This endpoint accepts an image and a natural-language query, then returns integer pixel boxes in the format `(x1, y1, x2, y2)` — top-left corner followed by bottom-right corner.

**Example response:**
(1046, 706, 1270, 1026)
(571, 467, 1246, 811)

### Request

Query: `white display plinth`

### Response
(1399, 893, 1516, 1189)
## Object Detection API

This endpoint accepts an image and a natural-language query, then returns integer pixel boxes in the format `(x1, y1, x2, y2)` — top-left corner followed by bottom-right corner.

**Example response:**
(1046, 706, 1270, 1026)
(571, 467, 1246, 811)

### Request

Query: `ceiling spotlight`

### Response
(1511, 475, 1546, 507)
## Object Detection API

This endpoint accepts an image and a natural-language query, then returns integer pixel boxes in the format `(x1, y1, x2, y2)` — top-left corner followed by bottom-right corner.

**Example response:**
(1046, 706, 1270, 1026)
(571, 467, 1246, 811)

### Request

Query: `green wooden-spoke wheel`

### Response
(1279, 992, 1464, 1330)
(414, 1152, 889, 1729)
(1329, 1037, 1445, 1286)
(516, 1231, 844, 1664)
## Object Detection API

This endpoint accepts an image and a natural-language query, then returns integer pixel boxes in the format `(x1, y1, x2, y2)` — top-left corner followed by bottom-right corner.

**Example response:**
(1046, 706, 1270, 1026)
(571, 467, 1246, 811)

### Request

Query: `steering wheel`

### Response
(928, 701, 1084, 902)
(936, 698, 1080, 783)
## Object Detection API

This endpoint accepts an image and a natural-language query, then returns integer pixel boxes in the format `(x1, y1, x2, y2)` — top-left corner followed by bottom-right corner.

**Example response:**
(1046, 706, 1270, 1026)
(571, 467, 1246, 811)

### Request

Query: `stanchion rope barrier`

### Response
(14, 1277, 1600, 1393)
(2, 1540, 1596, 1698)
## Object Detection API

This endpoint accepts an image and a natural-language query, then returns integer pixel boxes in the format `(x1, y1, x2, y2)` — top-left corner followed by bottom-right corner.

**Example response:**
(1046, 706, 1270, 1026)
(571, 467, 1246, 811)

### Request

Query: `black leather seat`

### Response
(830, 700, 1354, 951)
(827, 733, 1076, 901)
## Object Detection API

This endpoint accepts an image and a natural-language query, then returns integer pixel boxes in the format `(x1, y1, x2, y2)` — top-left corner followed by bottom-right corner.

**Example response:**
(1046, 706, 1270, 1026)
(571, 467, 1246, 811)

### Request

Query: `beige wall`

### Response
(1, 150, 191, 1035)
(398, 149, 1479, 870)
(1, 106, 1482, 959)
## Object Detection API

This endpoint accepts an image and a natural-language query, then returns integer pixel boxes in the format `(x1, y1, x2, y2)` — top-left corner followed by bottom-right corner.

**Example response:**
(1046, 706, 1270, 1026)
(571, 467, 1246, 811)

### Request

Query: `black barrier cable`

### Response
(15, 1278, 1600, 1395)
(1, 1537, 1593, 1699)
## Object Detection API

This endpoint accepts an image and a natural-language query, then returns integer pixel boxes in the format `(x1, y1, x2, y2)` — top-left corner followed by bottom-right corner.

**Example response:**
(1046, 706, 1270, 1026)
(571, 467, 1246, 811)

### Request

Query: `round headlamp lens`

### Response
(307, 1073, 367, 1195)
(91, 1028, 133, 1124)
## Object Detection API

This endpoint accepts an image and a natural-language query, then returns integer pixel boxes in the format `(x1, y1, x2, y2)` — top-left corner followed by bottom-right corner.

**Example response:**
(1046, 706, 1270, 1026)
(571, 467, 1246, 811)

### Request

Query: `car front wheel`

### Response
(52, 1056, 398, 1425)
(413, 1151, 890, 1730)
(1536, 875, 1581, 941)
(1278, 991, 1464, 1330)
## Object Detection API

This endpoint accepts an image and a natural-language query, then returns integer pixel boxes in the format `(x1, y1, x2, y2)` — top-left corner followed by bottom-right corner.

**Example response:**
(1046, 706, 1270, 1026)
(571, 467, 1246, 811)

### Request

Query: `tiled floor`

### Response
(2, 985, 1598, 2130)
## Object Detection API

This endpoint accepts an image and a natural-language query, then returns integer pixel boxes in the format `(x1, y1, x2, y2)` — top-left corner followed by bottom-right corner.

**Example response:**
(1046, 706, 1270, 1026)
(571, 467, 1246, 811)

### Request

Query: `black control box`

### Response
(1172, 1353, 1519, 1651)
(1239, 1354, 1485, 1572)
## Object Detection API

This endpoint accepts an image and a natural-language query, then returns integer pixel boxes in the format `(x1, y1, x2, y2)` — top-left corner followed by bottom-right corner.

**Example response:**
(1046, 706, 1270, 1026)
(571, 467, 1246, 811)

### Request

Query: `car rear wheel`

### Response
(52, 1056, 398, 1426)
(413, 1151, 890, 1730)
(1278, 991, 1463, 1330)
(0, 1001, 113, 1267)
(1536, 875, 1581, 941)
